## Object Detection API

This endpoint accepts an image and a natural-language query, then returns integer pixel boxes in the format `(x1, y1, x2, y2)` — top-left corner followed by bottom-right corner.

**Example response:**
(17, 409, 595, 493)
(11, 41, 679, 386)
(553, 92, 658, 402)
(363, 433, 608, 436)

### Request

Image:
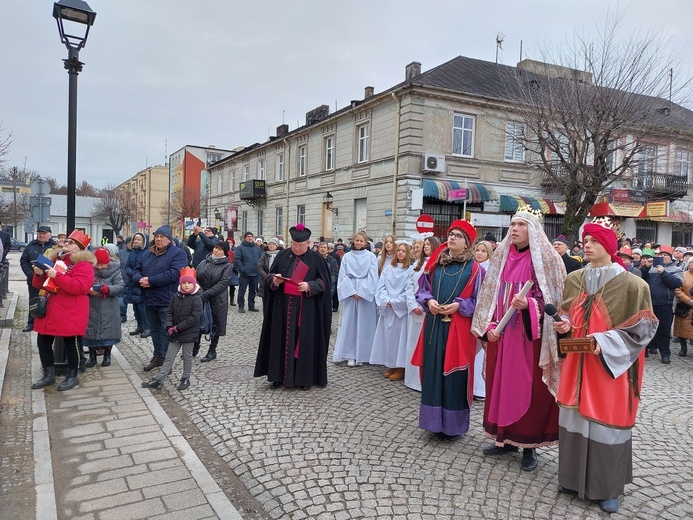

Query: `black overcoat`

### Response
(254, 248, 332, 388)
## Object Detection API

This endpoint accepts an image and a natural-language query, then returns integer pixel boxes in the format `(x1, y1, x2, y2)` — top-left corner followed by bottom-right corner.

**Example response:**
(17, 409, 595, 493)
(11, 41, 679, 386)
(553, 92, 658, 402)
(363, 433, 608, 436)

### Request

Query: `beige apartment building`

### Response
(114, 165, 169, 236)
(207, 56, 693, 244)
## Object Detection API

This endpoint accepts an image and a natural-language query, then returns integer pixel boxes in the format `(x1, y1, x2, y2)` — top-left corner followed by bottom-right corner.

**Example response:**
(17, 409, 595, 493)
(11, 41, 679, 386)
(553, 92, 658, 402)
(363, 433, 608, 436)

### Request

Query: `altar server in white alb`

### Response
(404, 234, 440, 391)
(370, 241, 417, 381)
(333, 231, 379, 367)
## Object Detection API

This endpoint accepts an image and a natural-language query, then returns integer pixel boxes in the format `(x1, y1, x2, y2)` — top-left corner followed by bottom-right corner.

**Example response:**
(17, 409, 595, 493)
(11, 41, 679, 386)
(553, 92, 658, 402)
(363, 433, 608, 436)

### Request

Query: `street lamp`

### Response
(323, 192, 338, 216)
(53, 0, 96, 232)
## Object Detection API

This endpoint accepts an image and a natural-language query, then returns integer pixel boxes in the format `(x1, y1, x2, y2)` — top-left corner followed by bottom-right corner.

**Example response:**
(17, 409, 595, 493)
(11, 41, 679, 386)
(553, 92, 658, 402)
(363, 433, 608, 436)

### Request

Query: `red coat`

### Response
(32, 249, 95, 337)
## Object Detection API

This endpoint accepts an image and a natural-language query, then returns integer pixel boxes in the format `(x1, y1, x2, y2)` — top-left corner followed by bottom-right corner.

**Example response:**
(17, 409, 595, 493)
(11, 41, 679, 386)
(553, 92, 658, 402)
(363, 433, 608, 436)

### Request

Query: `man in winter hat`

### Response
(132, 224, 189, 371)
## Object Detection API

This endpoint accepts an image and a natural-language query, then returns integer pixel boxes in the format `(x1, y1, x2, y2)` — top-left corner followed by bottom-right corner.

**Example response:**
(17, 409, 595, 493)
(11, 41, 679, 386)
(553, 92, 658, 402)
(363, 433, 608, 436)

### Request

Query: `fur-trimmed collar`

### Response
(44, 247, 96, 265)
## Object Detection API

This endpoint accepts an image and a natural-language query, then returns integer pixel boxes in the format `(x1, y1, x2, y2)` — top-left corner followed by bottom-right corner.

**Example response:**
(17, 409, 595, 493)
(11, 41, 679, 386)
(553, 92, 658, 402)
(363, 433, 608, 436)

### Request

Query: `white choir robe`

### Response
(404, 268, 426, 391)
(333, 250, 379, 363)
(369, 264, 417, 368)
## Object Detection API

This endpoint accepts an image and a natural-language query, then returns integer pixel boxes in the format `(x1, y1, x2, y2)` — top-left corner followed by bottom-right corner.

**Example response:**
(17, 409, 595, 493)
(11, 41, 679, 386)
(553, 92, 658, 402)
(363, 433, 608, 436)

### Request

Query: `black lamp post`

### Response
(53, 0, 96, 233)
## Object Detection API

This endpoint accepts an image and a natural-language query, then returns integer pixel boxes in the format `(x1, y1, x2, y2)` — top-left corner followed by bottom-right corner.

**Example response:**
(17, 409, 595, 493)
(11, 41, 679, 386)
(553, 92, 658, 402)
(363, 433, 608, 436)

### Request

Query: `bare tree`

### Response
(76, 179, 100, 197)
(0, 192, 31, 230)
(0, 166, 37, 232)
(0, 122, 12, 168)
(504, 13, 693, 242)
(91, 187, 131, 235)
(163, 185, 200, 226)
(45, 177, 67, 195)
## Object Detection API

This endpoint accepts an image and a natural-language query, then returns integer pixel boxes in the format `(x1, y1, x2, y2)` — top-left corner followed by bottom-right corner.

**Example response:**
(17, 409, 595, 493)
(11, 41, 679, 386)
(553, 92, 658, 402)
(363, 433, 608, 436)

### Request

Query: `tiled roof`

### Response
(407, 55, 693, 134)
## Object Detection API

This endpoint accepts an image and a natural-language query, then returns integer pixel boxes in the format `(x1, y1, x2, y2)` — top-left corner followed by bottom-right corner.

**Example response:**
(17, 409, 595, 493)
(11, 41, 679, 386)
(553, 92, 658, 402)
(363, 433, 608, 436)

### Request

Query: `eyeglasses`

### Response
(65, 239, 77, 245)
(448, 232, 466, 240)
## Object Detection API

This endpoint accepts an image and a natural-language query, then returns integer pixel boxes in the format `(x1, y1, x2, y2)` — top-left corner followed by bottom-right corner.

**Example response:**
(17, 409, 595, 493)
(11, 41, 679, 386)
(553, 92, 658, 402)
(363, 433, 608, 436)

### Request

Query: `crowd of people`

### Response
(24, 211, 692, 514)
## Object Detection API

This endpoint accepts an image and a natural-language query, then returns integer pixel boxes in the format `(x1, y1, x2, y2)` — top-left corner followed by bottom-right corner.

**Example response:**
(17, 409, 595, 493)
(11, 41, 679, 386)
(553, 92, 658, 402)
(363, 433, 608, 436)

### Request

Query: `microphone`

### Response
(544, 303, 563, 323)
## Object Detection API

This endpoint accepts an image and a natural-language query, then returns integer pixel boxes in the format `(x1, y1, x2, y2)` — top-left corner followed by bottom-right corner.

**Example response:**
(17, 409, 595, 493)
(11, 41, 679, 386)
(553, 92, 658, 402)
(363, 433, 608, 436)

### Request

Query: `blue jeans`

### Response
(238, 275, 259, 309)
(119, 297, 128, 320)
(133, 302, 148, 330)
(145, 305, 169, 358)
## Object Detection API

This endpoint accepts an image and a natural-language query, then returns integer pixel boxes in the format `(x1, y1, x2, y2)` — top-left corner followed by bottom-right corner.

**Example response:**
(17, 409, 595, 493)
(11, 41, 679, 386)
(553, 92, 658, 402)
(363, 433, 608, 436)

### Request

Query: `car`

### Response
(10, 238, 28, 252)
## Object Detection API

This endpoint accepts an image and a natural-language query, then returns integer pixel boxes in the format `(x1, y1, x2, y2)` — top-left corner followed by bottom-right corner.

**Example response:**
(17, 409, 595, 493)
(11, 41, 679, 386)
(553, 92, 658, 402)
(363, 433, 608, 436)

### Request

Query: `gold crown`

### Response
(590, 216, 613, 229)
(514, 204, 543, 221)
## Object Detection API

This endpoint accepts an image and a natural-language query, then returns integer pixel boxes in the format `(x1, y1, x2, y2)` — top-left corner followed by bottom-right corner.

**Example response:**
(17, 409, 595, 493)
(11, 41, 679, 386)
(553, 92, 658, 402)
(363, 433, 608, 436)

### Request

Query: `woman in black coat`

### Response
(195, 241, 233, 361)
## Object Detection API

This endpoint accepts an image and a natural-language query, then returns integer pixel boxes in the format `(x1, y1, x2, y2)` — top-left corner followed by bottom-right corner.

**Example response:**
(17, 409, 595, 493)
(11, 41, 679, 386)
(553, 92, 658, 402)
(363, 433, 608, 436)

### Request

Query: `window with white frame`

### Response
(258, 159, 265, 180)
(257, 209, 264, 235)
(504, 121, 525, 162)
(299, 146, 307, 177)
(277, 153, 284, 181)
(676, 150, 691, 180)
(638, 144, 657, 175)
(241, 211, 248, 233)
(325, 136, 335, 170)
(217, 174, 222, 195)
(243, 164, 250, 181)
(452, 114, 474, 157)
(206, 153, 221, 167)
(297, 205, 305, 225)
(276, 207, 283, 236)
(357, 124, 370, 163)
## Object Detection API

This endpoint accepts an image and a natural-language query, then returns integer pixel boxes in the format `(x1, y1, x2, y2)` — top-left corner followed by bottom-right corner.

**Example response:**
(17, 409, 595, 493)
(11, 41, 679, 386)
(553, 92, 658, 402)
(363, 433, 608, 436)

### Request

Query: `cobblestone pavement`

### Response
(118, 298, 693, 520)
(3, 244, 693, 519)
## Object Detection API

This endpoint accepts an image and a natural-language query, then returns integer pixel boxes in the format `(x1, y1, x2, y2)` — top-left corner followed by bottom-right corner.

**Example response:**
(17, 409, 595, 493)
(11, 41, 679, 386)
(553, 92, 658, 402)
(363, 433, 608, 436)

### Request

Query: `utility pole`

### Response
(11, 166, 18, 236)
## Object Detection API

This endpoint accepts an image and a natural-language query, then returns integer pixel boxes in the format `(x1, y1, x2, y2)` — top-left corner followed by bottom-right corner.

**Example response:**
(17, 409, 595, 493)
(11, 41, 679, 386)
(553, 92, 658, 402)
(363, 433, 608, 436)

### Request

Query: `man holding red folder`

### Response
(254, 224, 332, 389)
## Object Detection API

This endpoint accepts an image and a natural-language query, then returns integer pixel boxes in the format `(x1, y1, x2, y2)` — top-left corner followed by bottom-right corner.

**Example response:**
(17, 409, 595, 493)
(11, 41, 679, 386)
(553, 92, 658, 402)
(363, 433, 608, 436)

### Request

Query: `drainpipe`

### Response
(283, 138, 291, 241)
(390, 92, 402, 236)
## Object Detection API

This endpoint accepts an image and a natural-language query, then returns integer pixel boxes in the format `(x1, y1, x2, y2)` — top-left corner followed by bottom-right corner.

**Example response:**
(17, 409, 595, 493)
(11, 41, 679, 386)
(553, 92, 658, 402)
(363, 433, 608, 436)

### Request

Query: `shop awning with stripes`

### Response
(422, 179, 498, 203)
(500, 194, 565, 215)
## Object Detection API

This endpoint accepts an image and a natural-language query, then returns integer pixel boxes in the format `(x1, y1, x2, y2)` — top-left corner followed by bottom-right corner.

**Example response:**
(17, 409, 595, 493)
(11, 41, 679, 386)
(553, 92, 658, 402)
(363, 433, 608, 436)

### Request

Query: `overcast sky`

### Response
(2, 0, 692, 189)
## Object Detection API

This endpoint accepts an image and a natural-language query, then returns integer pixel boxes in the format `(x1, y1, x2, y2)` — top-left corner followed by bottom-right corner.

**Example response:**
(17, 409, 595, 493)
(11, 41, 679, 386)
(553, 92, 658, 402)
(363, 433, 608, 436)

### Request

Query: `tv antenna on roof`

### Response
(496, 32, 505, 63)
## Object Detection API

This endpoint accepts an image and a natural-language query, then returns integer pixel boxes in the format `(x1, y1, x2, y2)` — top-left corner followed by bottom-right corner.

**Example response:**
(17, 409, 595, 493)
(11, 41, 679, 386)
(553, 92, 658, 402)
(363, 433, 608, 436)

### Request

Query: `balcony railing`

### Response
(632, 172, 688, 199)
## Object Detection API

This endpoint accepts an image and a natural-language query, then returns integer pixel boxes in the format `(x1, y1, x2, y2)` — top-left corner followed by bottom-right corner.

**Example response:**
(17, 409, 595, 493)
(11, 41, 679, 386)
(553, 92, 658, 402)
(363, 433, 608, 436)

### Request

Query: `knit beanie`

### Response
(179, 276, 196, 293)
(153, 225, 173, 241)
(103, 243, 119, 257)
(95, 249, 110, 265)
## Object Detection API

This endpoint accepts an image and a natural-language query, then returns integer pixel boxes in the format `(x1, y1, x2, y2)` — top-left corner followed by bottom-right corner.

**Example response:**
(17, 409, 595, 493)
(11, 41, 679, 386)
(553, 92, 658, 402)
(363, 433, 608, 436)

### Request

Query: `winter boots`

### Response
(85, 348, 98, 367)
(32, 367, 56, 389)
(201, 337, 218, 362)
(201, 346, 217, 362)
(679, 338, 688, 357)
(57, 369, 79, 391)
(143, 355, 164, 371)
(102, 347, 112, 367)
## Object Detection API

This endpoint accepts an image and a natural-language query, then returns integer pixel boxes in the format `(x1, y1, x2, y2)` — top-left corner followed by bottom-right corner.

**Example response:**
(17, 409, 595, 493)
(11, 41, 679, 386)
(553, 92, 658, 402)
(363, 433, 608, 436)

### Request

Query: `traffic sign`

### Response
(30, 180, 51, 196)
(416, 214, 434, 233)
(30, 196, 51, 206)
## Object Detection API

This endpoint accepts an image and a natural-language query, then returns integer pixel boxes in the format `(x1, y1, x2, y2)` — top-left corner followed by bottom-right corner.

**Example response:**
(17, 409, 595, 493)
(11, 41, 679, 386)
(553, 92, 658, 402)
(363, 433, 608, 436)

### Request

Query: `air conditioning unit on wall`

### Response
(422, 153, 446, 174)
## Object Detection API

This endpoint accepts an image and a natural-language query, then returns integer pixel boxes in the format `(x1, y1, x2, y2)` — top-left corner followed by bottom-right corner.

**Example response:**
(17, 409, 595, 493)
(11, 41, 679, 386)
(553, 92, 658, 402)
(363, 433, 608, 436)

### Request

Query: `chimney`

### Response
(405, 61, 421, 80)
(305, 105, 330, 126)
(276, 124, 289, 138)
(364, 86, 374, 99)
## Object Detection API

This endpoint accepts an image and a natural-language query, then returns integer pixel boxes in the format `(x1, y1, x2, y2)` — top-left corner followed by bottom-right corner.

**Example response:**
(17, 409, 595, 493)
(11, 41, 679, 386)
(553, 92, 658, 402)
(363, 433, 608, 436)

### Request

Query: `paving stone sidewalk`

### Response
(0, 252, 244, 520)
(119, 303, 693, 520)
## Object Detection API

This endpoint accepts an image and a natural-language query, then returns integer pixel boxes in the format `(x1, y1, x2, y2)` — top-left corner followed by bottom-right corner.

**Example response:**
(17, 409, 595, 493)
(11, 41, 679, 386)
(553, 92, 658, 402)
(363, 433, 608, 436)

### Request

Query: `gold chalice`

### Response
(440, 304, 452, 323)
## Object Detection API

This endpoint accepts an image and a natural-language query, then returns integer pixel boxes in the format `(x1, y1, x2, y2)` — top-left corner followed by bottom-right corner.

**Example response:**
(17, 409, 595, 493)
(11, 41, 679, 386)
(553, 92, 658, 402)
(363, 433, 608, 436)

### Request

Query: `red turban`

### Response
(582, 223, 625, 268)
